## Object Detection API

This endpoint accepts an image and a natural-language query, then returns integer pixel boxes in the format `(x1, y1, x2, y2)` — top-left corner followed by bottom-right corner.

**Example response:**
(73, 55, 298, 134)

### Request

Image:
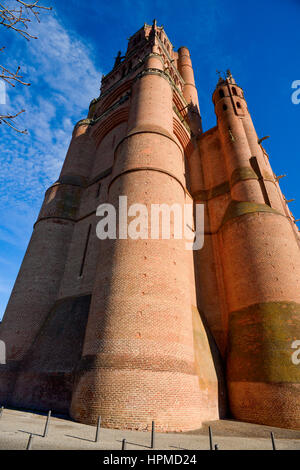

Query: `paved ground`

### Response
(0, 407, 299, 450)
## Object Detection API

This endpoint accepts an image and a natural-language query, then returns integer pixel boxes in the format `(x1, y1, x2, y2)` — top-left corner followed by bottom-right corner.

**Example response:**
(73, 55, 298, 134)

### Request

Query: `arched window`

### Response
(232, 87, 237, 96)
(236, 101, 241, 108)
(219, 89, 225, 99)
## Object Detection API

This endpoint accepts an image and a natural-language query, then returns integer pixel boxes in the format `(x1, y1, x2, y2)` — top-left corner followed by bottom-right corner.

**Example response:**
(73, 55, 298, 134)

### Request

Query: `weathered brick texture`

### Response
(0, 22, 299, 431)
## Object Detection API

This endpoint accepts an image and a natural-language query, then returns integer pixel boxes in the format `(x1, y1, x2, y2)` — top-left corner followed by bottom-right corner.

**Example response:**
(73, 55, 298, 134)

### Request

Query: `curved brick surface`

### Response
(0, 219, 75, 362)
(228, 382, 300, 429)
(1, 23, 299, 432)
(212, 74, 300, 428)
(70, 60, 221, 431)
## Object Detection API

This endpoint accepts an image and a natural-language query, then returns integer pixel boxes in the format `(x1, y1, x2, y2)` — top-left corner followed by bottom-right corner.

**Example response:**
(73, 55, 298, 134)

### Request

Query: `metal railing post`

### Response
(43, 410, 51, 438)
(95, 416, 101, 443)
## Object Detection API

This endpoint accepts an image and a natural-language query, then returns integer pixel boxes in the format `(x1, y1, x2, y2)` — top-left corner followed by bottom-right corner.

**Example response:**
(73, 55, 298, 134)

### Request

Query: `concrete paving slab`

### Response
(0, 408, 299, 450)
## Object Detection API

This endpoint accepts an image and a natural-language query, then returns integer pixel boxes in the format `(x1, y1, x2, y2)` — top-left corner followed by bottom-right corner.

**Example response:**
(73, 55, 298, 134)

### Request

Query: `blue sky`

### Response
(0, 0, 299, 319)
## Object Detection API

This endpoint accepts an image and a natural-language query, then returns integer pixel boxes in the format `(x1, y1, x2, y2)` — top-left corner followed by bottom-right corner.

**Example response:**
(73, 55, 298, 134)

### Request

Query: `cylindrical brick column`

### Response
(0, 195, 76, 404)
(70, 65, 220, 431)
(59, 120, 96, 186)
(177, 47, 202, 135)
(177, 47, 198, 108)
(0, 120, 94, 407)
(214, 79, 300, 428)
(213, 82, 265, 204)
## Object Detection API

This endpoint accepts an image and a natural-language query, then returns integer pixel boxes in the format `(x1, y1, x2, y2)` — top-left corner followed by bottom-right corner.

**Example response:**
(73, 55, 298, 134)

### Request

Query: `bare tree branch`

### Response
(0, 109, 28, 134)
(0, 0, 51, 133)
(0, 1, 52, 40)
(0, 63, 30, 86)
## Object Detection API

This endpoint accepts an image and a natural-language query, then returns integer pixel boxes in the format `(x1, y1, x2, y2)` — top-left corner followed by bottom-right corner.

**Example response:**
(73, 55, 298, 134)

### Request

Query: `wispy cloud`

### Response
(0, 11, 102, 318)
(1, 13, 101, 204)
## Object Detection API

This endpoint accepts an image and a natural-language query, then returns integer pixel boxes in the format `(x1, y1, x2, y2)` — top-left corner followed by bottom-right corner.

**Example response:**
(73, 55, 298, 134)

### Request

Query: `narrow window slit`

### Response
(96, 182, 101, 198)
(79, 224, 92, 277)
(250, 156, 271, 207)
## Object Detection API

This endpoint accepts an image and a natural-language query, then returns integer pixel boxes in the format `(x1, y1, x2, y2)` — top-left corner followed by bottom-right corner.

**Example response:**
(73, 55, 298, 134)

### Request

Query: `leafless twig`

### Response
(0, 1, 52, 40)
(0, 1, 51, 133)
(0, 63, 30, 86)
(0, 109, 28, 133)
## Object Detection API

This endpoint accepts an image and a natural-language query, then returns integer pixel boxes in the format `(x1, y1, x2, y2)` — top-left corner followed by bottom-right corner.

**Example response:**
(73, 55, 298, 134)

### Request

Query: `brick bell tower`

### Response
(209, 72, 300, 428)
(192, 70, 300, 429)
(0, 21, 225, 432)
(0, 21, 299, 432)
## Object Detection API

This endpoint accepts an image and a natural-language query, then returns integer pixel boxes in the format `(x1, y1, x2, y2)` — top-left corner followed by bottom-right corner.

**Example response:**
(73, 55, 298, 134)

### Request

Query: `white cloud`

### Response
(0, 12, 102, 318)
(27, 14, 101, 109)
(1, 13, 101, 207)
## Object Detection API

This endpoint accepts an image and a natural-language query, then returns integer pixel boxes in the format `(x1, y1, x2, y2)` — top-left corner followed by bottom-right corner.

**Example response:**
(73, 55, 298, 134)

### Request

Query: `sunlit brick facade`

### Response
(1, 21, 300, 431)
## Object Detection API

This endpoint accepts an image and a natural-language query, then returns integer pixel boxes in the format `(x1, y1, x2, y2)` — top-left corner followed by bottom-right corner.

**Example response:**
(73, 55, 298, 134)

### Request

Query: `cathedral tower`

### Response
(0, 21, 224, 432)
(0, 22, 299, 431)
(211, 72, 300, 428)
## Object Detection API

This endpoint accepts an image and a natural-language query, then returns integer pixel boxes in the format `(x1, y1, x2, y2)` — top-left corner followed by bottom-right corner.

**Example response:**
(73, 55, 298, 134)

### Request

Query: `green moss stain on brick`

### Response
(228, 301, 300, 383)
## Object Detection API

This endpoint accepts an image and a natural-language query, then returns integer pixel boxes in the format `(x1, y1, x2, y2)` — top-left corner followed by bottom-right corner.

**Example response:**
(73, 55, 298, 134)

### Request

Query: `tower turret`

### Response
(177, 46, 202, 135)
(212, 71, 300, 428)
